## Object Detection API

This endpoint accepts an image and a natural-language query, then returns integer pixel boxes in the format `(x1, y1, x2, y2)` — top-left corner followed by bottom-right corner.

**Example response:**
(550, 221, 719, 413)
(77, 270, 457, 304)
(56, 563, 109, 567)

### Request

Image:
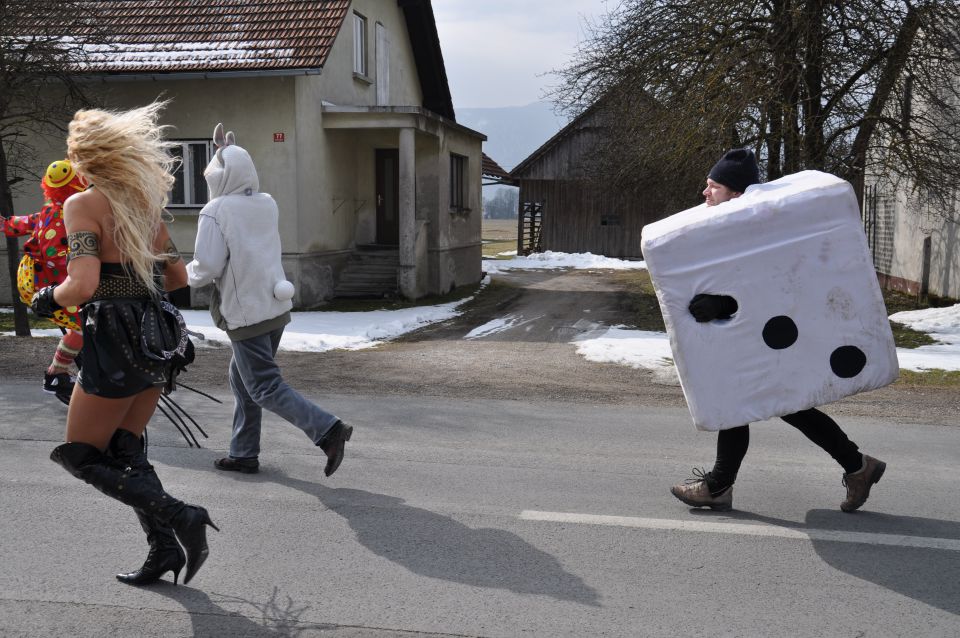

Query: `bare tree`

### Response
(1, 0, 106, 335)
(483, 187, 519, 219)
(552, 0, 960, 216)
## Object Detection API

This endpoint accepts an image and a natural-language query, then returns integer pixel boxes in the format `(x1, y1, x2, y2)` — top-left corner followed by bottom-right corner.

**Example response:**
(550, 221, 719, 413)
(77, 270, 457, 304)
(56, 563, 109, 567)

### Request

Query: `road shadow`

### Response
(228, 469, 600, 607)
(147, 583, 331, 636)
(149, 443, 222, 472)
(695, 508, 960, 616)
(152, 435, 600, 606)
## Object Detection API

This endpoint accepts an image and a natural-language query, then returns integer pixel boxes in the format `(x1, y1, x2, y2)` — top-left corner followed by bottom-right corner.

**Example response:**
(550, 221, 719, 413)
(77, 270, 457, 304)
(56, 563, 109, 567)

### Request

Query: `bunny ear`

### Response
(213, 123, 226, 148)
(225, 131, 236, 146)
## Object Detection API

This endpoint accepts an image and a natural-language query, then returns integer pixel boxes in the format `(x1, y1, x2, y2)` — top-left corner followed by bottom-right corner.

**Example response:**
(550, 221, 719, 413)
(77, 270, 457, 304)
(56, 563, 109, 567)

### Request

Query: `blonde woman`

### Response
(30, 102, 218, 586)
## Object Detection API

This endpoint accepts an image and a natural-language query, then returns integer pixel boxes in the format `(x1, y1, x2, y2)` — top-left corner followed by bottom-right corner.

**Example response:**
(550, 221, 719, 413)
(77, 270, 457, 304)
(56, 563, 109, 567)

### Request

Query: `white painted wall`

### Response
(873, 180, 960, 300)
(5, 76, 298, 261)
(319, 0, 422, 108)
(865, 70, 960, 301)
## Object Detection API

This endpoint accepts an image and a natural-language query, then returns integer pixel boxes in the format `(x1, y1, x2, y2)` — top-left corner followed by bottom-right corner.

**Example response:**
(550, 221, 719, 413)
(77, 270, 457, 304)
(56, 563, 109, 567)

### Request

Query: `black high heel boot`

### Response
(108, 431, 187, 586)
(116, 510, 187, 585)
(51, 432, 219, 585)
(168, 505, 218, 584)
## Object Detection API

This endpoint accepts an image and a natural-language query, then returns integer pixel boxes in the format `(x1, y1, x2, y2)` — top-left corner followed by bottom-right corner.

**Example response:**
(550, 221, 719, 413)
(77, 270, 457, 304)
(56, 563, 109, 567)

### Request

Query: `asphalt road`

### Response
(2, 268, 957, 636)
(1, 378, 958, 637)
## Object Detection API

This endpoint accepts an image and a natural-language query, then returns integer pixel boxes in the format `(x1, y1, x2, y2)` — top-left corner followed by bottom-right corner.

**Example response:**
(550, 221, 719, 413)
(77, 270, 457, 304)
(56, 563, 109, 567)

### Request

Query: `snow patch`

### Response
(483, 251, 646, 273)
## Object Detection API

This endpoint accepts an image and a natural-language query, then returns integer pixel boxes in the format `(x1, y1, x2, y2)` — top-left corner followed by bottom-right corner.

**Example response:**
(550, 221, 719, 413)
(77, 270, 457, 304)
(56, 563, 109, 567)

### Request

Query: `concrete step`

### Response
(352, 256, 400, 266)
(334, 247, 401, 298)
(334, 282, 397, 292)
(354, 248, 398, 258)
(339, 273, 398, 285)
(333, 289, 399, 299)
(341, 264, 400, 273)
(333, 283, 400, 298)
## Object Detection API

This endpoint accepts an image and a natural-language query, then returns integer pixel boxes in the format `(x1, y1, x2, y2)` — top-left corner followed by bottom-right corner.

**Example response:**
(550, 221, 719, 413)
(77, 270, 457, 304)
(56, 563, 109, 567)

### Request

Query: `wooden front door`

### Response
(375, 149, 400, 245)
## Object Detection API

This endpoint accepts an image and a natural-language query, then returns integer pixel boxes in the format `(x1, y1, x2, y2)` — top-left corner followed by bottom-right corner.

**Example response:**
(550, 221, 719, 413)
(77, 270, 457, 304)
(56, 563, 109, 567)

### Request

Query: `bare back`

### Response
(64, 187, 170, 261)
(61, 187, 185, 301)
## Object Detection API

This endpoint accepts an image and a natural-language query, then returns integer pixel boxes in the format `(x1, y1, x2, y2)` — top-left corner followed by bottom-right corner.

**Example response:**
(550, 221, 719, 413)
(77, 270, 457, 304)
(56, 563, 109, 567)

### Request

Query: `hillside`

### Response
(456, 101, 568, 171)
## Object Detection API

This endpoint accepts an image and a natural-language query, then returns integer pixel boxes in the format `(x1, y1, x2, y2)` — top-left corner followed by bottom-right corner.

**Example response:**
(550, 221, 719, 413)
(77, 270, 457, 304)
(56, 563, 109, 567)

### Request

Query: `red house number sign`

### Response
(273, 132, 285, 143)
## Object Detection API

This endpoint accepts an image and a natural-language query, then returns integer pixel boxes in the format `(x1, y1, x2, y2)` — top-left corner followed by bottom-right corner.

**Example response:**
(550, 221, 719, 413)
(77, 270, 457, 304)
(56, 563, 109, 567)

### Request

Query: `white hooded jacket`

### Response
(187, 138, 292, 338)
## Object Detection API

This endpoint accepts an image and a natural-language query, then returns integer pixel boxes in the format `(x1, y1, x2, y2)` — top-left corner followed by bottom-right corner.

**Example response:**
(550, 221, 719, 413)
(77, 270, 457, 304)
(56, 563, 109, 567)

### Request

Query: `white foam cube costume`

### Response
(641, 171, 898, 431)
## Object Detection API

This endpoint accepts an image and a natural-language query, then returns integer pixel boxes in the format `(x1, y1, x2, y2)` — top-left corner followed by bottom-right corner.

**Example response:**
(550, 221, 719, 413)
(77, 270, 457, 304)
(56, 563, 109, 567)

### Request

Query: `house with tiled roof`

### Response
(8, 0, 485, 303)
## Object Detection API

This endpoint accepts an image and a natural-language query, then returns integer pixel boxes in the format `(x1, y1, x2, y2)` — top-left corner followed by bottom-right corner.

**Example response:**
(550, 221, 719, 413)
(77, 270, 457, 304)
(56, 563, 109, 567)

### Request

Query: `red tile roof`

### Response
(64, 1, 352, 74)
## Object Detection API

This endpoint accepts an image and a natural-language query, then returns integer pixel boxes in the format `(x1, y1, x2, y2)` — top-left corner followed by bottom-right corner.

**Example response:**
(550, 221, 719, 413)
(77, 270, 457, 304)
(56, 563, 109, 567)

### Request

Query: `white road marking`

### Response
(519, 510, 960, 551)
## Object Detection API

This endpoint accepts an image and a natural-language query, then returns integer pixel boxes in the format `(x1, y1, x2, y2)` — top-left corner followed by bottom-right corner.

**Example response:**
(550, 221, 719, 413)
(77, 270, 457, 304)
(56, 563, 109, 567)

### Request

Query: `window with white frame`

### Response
(353, 12, 368, 76)
(169, 140, 212, 207)
(450, 153, 468, 212)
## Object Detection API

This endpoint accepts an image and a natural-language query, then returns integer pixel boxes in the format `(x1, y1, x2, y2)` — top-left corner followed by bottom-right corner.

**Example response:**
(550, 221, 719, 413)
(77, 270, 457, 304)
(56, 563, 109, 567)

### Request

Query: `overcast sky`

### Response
(432, 0, 610, 110)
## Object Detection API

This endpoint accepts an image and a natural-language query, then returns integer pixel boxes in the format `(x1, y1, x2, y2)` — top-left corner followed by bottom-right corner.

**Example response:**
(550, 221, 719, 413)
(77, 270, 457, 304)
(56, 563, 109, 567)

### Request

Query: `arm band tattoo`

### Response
(66, 231, 100, 262)
(163, 238, 182, 265)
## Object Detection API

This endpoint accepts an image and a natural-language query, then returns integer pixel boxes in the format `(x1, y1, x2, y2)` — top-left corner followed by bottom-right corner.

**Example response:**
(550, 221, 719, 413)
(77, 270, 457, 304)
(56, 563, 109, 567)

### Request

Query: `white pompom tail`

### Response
(273, 280, 295, 301)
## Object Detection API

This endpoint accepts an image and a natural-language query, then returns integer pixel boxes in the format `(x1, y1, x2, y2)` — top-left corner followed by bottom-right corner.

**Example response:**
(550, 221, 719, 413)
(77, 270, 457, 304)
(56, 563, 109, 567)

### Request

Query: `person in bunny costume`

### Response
(187, 124, 353, 477)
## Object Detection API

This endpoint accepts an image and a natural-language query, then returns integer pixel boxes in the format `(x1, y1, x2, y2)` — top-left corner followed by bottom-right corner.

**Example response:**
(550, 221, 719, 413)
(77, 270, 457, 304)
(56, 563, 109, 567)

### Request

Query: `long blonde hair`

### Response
(66, 101, 177, 292)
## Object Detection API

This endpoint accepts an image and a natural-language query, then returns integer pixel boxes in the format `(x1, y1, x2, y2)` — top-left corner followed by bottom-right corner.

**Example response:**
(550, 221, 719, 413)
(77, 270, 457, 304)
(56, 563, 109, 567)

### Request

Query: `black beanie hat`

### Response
(708, 148, 760, 194)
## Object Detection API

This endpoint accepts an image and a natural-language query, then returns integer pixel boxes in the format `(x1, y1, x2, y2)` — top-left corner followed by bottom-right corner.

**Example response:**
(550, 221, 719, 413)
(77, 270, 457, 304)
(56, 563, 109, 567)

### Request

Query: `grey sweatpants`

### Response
(227, 326, 340, 459)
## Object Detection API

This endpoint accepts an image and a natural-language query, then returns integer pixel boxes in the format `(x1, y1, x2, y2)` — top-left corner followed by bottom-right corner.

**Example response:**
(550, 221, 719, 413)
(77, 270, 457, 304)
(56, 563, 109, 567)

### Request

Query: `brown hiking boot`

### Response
(841, 455, 886, 512)
(670, 469, 733, 511)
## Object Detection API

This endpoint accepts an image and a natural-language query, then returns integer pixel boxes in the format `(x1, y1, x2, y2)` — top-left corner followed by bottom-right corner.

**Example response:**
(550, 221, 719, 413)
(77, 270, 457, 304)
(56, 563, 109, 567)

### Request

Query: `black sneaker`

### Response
(43, 372, 74, 396)
(319, 421, 353, 477)
(214, 457, 260, 474)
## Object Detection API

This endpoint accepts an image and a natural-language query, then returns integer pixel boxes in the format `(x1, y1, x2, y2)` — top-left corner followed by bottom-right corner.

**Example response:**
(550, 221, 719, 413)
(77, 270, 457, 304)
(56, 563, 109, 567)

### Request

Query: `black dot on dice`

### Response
(830, 346, 866, 378)
(762, 316, 798, 350)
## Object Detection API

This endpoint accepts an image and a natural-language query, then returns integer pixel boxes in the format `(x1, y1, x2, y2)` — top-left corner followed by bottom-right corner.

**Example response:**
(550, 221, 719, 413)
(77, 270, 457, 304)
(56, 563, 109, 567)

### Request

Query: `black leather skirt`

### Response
(77, 297, 172, 398)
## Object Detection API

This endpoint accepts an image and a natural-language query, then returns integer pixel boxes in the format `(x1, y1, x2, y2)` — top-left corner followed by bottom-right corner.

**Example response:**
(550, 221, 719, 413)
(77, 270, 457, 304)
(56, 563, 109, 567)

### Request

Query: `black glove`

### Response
(688, 293, 738, 322)
(164, 339, 196, 395)
(30, 284, 62, 318)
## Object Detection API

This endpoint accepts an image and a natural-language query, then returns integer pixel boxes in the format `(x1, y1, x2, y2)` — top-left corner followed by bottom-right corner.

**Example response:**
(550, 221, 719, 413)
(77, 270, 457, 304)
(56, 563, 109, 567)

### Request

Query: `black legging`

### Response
(709, 408, 863, 491)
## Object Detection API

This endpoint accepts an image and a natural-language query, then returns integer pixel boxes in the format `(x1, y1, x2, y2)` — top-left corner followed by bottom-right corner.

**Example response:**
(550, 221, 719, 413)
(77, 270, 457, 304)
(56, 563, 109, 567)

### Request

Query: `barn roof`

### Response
(509, 104, 597, 179)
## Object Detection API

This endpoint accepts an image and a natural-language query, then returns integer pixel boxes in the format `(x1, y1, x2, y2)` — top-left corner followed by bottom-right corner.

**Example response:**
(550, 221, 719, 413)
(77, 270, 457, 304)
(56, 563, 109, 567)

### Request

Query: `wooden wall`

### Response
(513, 114, 695, 258)
(518, 178, 677, 258)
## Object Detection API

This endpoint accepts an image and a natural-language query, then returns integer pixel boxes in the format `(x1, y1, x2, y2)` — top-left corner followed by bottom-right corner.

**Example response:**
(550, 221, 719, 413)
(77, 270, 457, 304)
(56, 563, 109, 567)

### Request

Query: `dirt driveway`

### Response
(1, 269, 955, 425)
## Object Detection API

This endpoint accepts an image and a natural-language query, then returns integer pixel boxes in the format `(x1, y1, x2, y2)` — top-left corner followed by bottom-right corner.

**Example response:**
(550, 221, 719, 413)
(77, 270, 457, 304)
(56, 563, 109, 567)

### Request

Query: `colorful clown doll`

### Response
(2, 159, 87, 402)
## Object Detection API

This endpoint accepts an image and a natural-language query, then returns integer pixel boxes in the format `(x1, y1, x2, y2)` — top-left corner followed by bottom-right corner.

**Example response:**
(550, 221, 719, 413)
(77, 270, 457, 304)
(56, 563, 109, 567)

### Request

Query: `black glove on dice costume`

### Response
(688, 293, 738, 322)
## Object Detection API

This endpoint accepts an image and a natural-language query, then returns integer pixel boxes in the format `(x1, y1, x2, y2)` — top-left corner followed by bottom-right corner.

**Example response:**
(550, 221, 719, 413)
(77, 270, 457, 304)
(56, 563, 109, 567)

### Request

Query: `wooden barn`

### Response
(509, 106, 694, 258)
